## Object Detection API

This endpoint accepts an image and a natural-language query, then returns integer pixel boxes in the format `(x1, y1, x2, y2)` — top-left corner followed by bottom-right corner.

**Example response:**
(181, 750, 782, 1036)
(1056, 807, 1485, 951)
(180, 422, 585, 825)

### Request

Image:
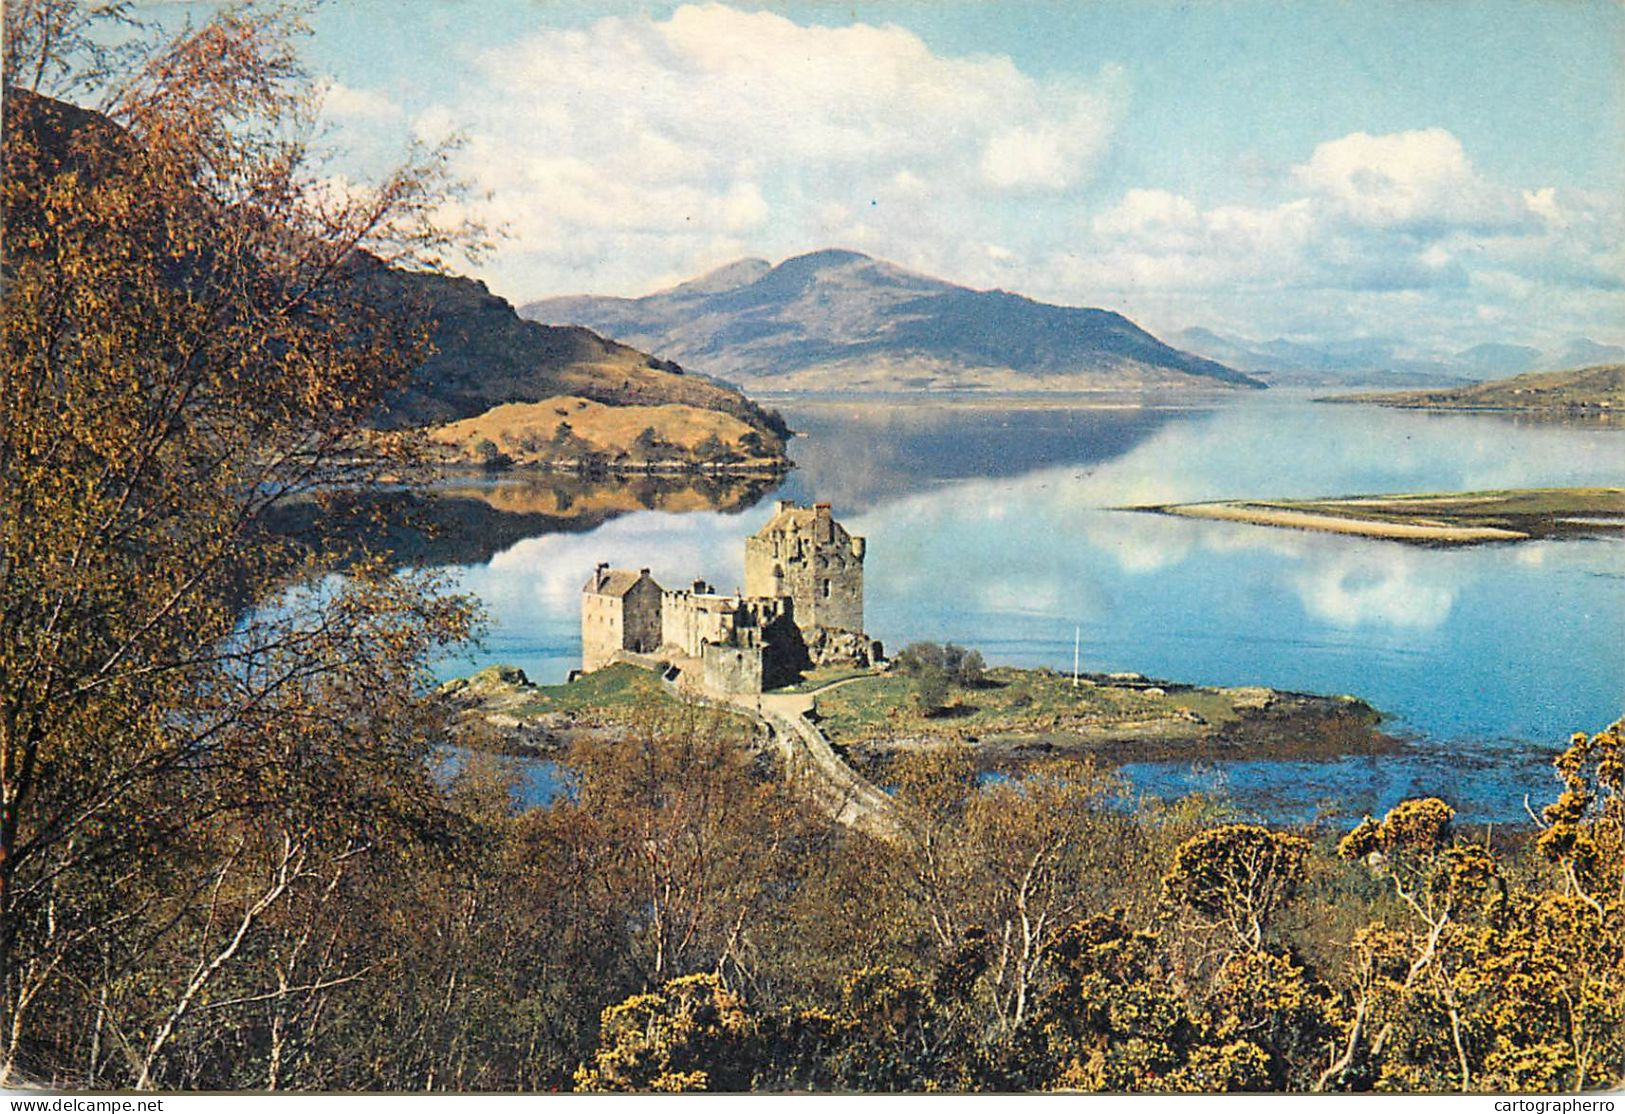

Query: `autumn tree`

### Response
(1327, 798, 1499, 1091)
(560, 705, 820, 988)
(1028, 910, 1196, 1090)
(1, 0, 479, 1086)
(1161, 824, 1311, 956)
(1534, 720, 1624, 906)
(1198, 949, 1341, 1090)
(887, 750, 1142, 1056)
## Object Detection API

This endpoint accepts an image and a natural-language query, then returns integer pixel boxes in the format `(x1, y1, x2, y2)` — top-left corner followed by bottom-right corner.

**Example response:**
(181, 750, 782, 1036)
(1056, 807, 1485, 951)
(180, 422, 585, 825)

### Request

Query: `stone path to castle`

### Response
(711, 678, 905, 843)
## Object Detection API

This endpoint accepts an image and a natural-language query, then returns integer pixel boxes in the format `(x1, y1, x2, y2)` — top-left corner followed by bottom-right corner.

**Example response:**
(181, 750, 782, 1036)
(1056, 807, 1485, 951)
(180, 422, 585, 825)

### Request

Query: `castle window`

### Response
(822, 579, 831, 598)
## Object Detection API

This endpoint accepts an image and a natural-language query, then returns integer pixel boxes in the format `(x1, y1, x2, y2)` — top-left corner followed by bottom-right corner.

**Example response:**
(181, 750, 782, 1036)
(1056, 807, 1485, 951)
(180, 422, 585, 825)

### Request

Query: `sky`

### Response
(284, 0, 1625, 353)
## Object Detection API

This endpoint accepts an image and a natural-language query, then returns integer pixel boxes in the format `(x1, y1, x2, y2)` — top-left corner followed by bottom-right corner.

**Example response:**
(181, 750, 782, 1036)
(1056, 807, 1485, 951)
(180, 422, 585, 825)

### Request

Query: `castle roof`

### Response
(753, 500, 853, 540)
(583, 567, 654, 597)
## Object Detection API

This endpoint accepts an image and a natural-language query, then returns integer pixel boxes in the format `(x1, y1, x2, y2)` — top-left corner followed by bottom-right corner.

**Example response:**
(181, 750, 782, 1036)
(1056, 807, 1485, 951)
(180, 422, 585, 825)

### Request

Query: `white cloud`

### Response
(386, 3, 1122, 299)
(1059, 127, 1624, 348)
(317, 7, 1620, 353)
(1291, 556, 1456, 630)
(1092, 189, 1201, 242)
(1289, 128, 1522, 232)
(320, 81, 403, 122)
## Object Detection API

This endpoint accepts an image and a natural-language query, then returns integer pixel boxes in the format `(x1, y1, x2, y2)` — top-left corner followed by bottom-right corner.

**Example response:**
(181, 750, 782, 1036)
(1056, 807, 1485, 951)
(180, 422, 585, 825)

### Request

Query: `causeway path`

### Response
(711, 677, 904, 843)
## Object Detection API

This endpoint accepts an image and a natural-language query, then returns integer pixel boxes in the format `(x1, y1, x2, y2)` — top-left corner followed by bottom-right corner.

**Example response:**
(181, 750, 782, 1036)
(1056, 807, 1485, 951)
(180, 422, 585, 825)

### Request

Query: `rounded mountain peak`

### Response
(754, 249, 948, 298)
(784, 248, 874, 268)
(669, 257, 773, 296)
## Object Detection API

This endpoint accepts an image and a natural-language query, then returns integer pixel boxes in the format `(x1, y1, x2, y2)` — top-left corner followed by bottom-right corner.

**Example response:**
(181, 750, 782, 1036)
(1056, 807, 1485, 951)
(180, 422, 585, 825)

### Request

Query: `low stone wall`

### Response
(764, 706, 901, 842)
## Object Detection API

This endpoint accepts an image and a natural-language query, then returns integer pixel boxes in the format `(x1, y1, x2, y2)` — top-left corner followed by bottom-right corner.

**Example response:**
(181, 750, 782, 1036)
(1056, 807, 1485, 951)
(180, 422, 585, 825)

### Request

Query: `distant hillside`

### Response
(350, 254, 790, 452)
(1552, 338, 1625, 368)
(1327, 364, 1625, 414)
(1452, 343, 1542, 377)
(525, 250, 1262, 393)
(7, 88, 788, 464)
(1174, 325, 1625, 388)
(1171, 328, 1476, 388)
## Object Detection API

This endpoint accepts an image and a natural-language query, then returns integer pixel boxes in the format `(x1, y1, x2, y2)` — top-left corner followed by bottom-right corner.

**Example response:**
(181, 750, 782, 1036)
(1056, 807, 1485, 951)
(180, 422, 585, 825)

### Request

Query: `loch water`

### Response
(436, 391, 1624, 824)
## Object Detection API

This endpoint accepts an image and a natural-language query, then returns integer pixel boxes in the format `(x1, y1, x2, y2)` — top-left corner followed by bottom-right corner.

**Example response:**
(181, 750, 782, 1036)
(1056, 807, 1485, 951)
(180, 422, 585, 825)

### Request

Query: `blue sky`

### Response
(290, 0, 1623, 352)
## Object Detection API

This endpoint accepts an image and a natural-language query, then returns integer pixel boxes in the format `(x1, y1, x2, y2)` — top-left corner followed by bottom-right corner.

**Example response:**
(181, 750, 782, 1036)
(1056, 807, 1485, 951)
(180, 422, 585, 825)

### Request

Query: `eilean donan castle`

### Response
(581, 501, 881, 694)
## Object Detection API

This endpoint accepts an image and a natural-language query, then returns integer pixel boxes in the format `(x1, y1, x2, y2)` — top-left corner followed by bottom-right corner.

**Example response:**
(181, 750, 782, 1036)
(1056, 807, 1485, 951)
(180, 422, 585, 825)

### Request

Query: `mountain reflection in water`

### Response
(267, 470, 781, 568)
(777, 394, 1211, 511)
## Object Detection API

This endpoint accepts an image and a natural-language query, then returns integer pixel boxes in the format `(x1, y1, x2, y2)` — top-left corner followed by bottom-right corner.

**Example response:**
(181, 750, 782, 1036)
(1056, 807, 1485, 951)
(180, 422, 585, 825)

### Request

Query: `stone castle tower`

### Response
(744, 501, 865, 635)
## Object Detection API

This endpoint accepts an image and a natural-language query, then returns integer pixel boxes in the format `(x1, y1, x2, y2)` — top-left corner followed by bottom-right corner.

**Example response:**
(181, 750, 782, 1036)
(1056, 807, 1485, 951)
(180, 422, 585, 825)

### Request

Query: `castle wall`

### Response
(662, 591, 743, 659)
(701, 642, 765, 695)
(660, 591, 805, 692)
(580, 592, 622, 672)
(622, 577, 664, 654)
(582, 504, 868, 688)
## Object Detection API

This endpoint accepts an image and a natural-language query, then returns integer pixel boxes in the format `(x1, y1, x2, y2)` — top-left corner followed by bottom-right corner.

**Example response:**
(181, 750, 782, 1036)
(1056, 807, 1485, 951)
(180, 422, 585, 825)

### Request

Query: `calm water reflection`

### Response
(438, 391, 1624, 823)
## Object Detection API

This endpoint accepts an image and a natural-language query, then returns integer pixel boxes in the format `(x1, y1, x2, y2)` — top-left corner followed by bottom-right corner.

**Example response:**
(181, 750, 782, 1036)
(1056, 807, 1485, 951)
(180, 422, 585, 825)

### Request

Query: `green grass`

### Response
(812, 666, 1246, 744)
(510, 663, 677, 716)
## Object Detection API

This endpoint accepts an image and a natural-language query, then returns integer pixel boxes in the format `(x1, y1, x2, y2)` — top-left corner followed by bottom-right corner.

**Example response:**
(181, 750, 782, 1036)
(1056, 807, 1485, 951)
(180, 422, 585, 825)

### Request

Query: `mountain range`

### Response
(1172, 327, 1625, 388)
(524, 250, 1264, 393)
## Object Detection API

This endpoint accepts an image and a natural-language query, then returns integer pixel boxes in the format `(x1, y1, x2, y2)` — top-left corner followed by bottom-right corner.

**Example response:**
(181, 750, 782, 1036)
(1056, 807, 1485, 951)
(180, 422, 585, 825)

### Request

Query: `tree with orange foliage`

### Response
(1, 0, 478, 1086)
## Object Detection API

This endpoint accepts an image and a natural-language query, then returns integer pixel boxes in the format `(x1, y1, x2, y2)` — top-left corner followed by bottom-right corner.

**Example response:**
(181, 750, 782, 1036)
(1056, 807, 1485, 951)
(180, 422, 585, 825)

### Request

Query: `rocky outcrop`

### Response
(805, 626, 883, 668)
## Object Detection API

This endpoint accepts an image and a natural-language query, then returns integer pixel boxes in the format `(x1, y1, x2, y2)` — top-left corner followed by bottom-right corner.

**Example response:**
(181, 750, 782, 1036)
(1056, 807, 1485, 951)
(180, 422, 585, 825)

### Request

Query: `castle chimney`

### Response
(814, 502, 831, 517)
(639, 568, 650, 578)
(693, 579, 707, 594)
(775, 499, 795, 514)
(594, 562, 609, 590)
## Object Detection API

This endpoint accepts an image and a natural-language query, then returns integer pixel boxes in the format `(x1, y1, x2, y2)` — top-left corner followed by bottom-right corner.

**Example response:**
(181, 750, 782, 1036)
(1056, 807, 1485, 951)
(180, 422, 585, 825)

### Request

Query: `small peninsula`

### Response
(1142, 487, 1625, 545)
(419, 396, 790, 474)
(351, 250, 793, 472)
(1323, 363, 1624, 416)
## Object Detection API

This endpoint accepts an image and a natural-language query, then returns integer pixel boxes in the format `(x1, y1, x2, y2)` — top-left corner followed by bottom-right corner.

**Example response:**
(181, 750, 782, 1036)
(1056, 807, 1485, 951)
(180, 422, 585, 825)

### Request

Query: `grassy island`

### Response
(442, 659, 1387, 771)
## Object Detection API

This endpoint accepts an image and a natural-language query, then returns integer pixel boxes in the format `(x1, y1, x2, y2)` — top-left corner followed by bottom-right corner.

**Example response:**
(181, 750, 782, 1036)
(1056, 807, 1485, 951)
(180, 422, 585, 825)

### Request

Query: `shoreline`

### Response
(1149, 501, 1526, 544)
(439, 663, 1392, 776)
(1138, 487, 1625, 546)
(425, 456, 793, 480)
(810, 668, 1389, 777)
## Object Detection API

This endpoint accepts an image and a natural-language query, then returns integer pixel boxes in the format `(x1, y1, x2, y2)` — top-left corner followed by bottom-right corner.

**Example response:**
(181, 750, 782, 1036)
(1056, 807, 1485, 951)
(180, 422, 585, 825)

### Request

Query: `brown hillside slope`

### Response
(6, 88, 789, 460)
(423, 397, 783, 470)
(1328, 364, 1624, 413)
(348, 254, 791, 452)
